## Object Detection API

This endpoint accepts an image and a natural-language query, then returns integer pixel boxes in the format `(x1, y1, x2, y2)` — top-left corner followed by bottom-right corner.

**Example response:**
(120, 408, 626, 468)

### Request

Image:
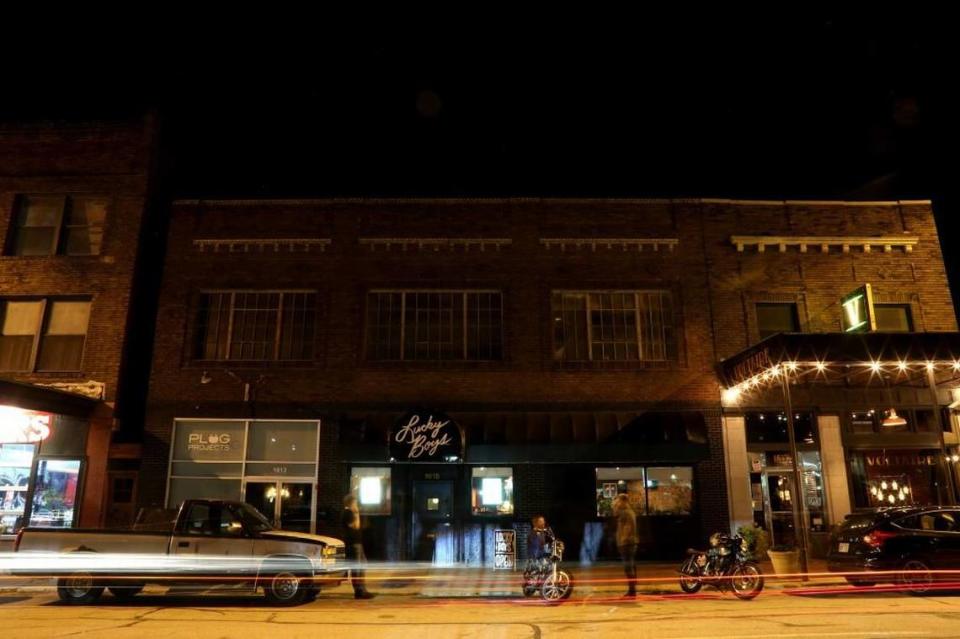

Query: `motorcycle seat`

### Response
(686, 548, 707, 555)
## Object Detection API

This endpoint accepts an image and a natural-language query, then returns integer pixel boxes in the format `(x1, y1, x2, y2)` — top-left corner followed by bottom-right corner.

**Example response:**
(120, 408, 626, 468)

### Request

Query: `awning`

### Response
(717, 332, 960, 389)
(0, 377, 101, 417)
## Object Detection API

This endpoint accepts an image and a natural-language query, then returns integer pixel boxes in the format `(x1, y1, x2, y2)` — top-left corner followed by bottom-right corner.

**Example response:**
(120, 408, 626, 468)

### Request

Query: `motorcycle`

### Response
(678, 532, 764, 600)
(522, 529, 574, 603)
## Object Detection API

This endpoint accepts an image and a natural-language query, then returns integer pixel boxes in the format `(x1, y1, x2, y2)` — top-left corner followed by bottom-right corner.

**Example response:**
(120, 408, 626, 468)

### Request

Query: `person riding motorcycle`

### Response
(527, 515, 554, 563)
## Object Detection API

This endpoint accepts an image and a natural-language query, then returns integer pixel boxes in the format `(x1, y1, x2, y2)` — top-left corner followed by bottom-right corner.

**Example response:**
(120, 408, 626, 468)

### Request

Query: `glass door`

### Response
(764, 472, 797, 548)
(243, 479, 315, 533)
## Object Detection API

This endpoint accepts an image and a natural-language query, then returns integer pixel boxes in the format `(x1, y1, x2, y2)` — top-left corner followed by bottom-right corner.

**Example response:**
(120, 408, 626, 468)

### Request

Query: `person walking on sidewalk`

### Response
(612, 493, 639, 597)
(342, 494, 375, 599)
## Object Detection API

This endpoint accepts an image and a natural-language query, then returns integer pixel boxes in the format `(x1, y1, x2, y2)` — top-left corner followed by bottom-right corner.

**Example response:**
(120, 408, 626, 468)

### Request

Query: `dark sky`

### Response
(2, 13, 958, 297)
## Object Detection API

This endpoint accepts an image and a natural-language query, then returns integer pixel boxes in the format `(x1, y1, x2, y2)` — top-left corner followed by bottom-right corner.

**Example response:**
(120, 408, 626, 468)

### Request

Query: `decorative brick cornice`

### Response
(731, 235, 919, 254)
(193, 239, 331, 253)
(539, 238, 679, 252)
(358, 238, 512, 252)
(35, 380, 106, 400)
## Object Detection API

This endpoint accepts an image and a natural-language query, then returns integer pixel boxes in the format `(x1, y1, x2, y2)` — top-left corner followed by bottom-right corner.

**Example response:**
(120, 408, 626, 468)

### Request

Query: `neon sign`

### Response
(841, 284, 875, 333)
(0, 405, 52, 443)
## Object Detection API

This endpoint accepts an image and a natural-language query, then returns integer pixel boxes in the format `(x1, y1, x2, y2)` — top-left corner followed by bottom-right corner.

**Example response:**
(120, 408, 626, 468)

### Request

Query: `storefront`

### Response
(0, 379, 110, 545)
(166, 419, 320, 532)
(719, 332, 960, 565)
(339, 408, 711, 564)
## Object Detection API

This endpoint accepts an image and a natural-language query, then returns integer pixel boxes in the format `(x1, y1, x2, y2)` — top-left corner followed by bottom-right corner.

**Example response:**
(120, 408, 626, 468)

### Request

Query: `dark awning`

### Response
(717, 332, 960, 388)
(0, 377, 100, 417)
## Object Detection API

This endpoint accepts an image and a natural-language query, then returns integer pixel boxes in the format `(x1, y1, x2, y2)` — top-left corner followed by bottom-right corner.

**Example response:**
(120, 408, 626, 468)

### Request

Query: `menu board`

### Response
(494, 529, 516, 570)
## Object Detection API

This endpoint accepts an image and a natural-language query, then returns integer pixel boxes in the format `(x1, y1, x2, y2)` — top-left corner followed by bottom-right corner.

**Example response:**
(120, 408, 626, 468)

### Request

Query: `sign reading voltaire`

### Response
(391, 410, 463, 461)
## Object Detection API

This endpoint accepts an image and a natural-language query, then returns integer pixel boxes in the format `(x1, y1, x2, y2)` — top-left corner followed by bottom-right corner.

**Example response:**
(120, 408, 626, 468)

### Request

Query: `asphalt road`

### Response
(1, 583, 958, 639)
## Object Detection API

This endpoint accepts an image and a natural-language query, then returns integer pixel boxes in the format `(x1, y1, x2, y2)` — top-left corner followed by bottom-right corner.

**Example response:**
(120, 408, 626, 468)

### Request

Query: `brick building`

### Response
(0, 117, 160, 543)
(141, 197, 959, 564)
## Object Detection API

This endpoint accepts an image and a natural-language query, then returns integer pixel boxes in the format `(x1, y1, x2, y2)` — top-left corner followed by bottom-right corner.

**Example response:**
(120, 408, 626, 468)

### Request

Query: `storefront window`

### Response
(596, 467, 646, 516)
(849, 449, 947, 508)
(246, 421, 318, 463)
(351, 467, 391, 515)
(471, 467, 513, 515)
(746, 412, 816, 444)
(0, 444, 35, 535)
(647, 467, 694, 515)
(29, 458, 81, 527)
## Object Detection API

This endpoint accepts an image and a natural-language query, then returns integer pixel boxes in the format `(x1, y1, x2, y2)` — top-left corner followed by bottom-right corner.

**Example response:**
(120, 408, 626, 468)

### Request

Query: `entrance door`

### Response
(243, 479, 314, 533)
(764, 472, 798, 548)
(412, 480, 454, 562)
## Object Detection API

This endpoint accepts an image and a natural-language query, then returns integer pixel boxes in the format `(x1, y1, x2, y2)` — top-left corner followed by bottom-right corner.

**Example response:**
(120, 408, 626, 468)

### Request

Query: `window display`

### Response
(0, 444, 35, 535)
(849, 449, 945, 508)
(350, 467, 391, 515)
(595, 467, 646, 516)
(471, 467, 513, 515)
(28, 458, 81, 528)
(646, 467, 694, 515)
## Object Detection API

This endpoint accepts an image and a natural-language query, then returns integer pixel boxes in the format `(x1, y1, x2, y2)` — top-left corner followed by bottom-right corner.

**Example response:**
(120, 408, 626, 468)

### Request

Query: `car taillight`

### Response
(13, 528, 23, 552)
(862, 529, 897, 548)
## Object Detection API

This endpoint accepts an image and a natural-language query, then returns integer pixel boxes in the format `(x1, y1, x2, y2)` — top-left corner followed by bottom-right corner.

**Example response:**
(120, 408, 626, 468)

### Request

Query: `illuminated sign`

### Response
(841, 284, 876, 333)
(0, 405, 52, 443)
(391, 410, 463, 462)
(187, 432, 234, 452)
(494, 529, 516, 570)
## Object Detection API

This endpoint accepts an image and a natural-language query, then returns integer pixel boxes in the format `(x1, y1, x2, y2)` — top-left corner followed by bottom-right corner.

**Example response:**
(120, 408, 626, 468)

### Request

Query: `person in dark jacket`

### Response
(342, 494, 375, 599)
(527, 515, 553, 561)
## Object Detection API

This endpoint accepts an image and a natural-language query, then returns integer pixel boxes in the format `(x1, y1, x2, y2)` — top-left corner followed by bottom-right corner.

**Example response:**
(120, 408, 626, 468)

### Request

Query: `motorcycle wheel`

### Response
(730, 563, 764, 600)
(541, 571, 572, 604)
(680, 559, 703, 595)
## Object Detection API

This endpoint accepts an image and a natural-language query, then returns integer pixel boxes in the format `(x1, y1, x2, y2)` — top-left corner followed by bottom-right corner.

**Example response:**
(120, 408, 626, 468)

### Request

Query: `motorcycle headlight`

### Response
(718, 546, 730, 556)
(709, 533, 721, 547)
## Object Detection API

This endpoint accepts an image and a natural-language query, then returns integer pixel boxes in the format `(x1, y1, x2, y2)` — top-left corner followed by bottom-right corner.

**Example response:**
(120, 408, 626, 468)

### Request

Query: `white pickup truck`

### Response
(13, 499, 346, 605)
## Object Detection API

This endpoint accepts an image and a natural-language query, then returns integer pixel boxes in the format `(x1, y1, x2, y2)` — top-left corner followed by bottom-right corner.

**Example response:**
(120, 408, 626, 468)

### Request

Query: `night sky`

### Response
(2, 13, 957, 304)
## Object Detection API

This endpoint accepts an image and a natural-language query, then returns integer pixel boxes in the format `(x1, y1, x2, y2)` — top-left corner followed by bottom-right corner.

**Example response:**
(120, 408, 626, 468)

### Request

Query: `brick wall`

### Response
(141, 197, 957, 540)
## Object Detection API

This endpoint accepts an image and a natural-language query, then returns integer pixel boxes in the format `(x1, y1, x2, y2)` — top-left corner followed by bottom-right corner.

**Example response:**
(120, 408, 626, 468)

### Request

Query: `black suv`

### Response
(828, 506, 960, 594)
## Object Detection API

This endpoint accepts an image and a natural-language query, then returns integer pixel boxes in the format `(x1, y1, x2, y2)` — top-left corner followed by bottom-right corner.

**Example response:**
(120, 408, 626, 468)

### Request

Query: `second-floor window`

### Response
(552, 290, 675, 362)
(874, 303, 913, 332)
(0, 299, 91, 371)
(193, 291, 317, 361)
(756, 302, 799, 339)
(366, 290, 503, 361)
(7, 195, 107, 256)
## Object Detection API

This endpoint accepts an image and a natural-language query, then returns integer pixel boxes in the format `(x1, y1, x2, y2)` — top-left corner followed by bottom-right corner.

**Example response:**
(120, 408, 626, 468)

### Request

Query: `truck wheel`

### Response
(109, 584, 145, 601)
(263, 572, 309, 606)
(57, 573, 104, 604)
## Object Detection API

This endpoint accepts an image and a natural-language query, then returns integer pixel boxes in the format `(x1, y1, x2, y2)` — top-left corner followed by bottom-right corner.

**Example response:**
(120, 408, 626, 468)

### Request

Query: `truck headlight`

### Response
(322, 545, 339, 557)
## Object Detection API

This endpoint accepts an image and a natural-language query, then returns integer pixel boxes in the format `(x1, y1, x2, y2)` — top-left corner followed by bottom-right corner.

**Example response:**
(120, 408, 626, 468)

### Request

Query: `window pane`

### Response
(172, 421, 247, 462)
(246, 421, 318, 462)
(12, 196, 62, 256)
(229, 292, 280, 360)
(756, 303, 799, 338)
(0, 444, 36, 535)
(28, 458, 81, 528)
(646, 467, 694, 515)
(596, 467, 646, 516)
(874, 304, 912, 332)
(63, 198, 107, 255)
(36, 301, 90, 371)
(44, 301, 90, 334)
(194, 293, 230, 360)
(470, 466, 513, 515)
(167, 478, 242, 508)
(350, 467, 392, 515)
(0, 301, 42, 371)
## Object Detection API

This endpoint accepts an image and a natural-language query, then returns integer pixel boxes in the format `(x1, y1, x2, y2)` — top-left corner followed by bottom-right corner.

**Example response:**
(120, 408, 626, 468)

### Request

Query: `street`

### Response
(2, 576, 958, 639)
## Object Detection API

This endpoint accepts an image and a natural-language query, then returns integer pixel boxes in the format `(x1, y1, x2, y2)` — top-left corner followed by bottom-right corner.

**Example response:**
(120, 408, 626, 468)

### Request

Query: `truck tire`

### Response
(262, 571, 309, 606)
(57, 573, 104, 604)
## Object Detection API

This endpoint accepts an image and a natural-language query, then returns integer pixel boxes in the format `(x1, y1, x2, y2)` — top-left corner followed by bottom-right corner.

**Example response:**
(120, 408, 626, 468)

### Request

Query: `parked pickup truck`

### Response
(13, 499, 346, 606)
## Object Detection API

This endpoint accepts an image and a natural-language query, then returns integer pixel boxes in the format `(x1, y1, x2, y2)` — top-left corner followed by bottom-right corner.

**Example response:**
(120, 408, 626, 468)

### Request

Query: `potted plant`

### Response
(767, 544, 801, 576)
(736, 523, 769, 559)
